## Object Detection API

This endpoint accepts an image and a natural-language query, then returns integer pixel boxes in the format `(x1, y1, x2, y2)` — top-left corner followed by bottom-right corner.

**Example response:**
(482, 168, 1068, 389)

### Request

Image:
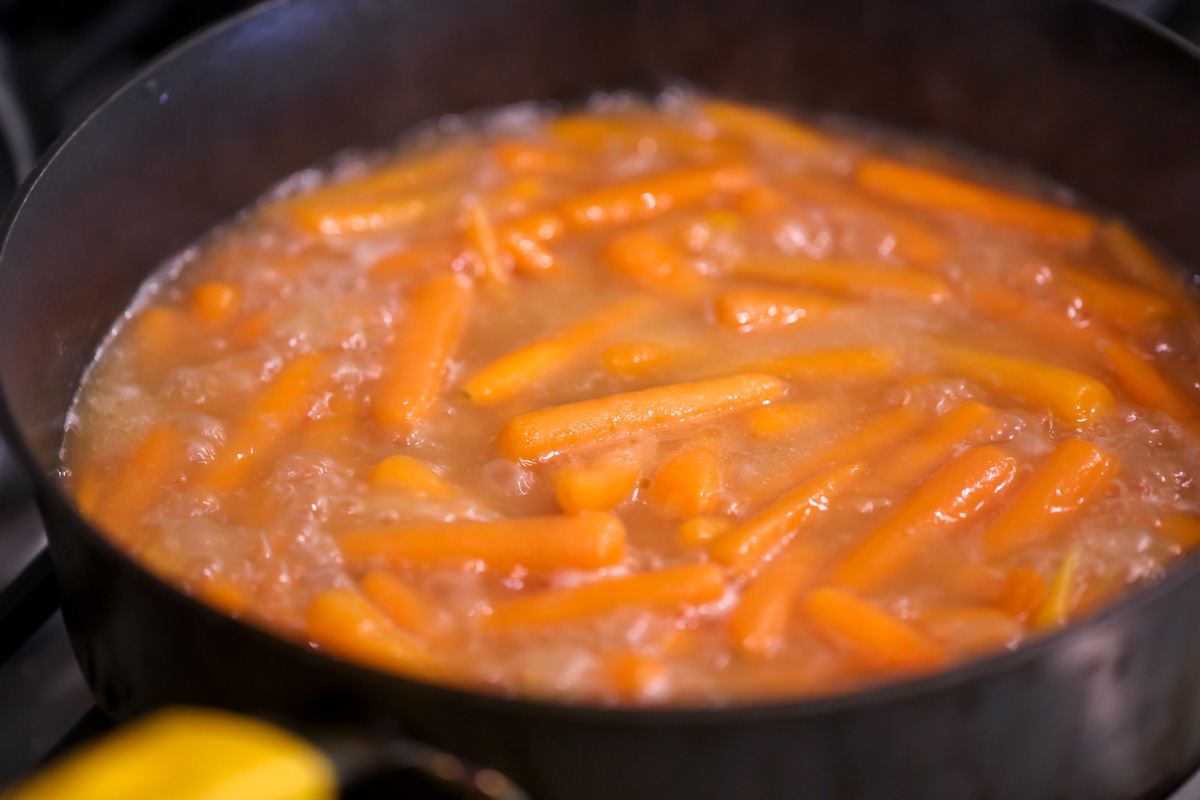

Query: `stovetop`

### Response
(4, 0, 1200, 796)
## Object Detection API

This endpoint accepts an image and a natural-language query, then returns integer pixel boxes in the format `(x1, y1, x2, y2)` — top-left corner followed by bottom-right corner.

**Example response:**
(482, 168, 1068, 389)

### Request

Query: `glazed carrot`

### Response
(996, 567, 1049, 622)
(785, 174, 948, 265)
(985, 438, 1118, 557)
(231, 307, 274, 347)
(603, 230, 709, 298)
(202, 351, 326, 491)
(462, 298, 646, 403)
(710, 462, 864, 574)
(369, 237, 463, 280)
(553, 457, 640, 513)
(558, 163, 756, 229)
(729, 546, 821, 655)
(606, 652, 668, 700)
(90, 424, 187, 537)
(367, 454, 458, 498)
(1160, 514, 1200, 551)
(747, 347, 900, 382)
(713, 288, 842, 331)
(745, 399, 841, 439)
(360, 570, 440, 639)
(1099, 340, 1198, 423)
(132, 306, 189, 361)
(305, 589, 437, 678)
(702, 99, 831, 153)
(292, 194, 445, 236)
(465, 205, 509, 284)
(1033, 547, 1081, 628)
(372, 274, 471, 431)
(733, 258, 950, 303)
(602, 341, 680, 376)
(501, 212, 566, 275)
(802, 587, 946, 670)
(678, 515, 733, 547)
(855, 157, 1098, 242)
(834, 446, 1019, 592)
(650, 445, 722, 518)
(549, 114, 734, 160)
(873, 400, 995, 485)
(736, 184, 789, 214)
(338, 511, 626, 572)
(190, 281, 241, 324)
(930, 340, 1114, 424)
(493, 140, 573, 172)
(194, 577, 250, 617)
(1061, 266, 1172, 331)
(496, 373, 785, 461)
(1100, 221, 1195, 316)
(915, 606, 1022, 654)
(959, 281, 1107, 358)
(486, 563, 724, 627)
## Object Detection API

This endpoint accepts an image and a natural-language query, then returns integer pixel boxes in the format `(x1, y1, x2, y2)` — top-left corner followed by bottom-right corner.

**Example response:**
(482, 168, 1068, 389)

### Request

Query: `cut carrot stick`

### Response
(995, 567, 1049, 622)
(650, 445, 722, 518)
(462, 298, 646, 403)
(1099, 340, 1198, 423)
(1033, 546, 1081, 628)
(929, 340, 1114, 424)
(1160, 514, 1200, 551)
(360, 570, 440, 639)
(855, 157, 1098, 242)
(558, 163, 756, 229)
(729, 546, 821, 655)
(802, 586, 946, 670)
(90, 425, 187, 539)
(486, 563, 724, 627)
(701, 99, 831, 153)
(305, 588, 437, 678)
(605, 652, 668, 700)
(553, 456, 640, 513)
(603, 230, 709, 299)
(367, 455, 458, 498)
(747, 347, 900, 382)
(201, 351, 326, 491)
(745, 399, 841, 439)
(834, 446, 1019, 592)
(369, 237, 463, 280)
(713, 288, 842, 331)
(873, 400, 994, 485)
(1061, 266, 1172, 332)
(493, 140, 573, 172)
(465, 205, 509, 284)
(190, 282, 241, 324)
(372, 274, 471, 431)
(1100, 221, 1195, 316)
(678, 515, 733, 547)
(710, 462, 864, 574)
(733, 258, 950, 302)
(602, 341, 680, 376)
(496, 373, 785, 461)
(338, 511, 626, 572)
(985, 438, 1118, 557)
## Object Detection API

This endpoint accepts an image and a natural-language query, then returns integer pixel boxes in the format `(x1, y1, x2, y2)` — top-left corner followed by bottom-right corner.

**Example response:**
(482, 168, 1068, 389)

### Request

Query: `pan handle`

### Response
(2, 706, 529, 800)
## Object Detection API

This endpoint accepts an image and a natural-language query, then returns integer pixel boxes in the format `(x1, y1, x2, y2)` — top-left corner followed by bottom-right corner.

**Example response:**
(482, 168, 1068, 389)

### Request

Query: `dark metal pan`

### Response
(4, 0, 1200, 797)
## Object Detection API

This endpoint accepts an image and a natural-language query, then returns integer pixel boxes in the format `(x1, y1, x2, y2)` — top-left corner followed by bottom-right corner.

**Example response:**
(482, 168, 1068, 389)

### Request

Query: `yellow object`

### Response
(1035, 547, 1082, 629)
(4, 707, 335, 800)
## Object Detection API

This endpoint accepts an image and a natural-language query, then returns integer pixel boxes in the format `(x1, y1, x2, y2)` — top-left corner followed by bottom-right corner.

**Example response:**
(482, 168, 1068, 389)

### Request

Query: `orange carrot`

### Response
(493, 140, 573, 172)
(602, 341, 681, 376)
(461, 298, 646, 403)
(745, 399, 842, 439)
(995, 567, 1049, 622)
(985, 438, 1118, 557)
(486, 563, 724, 627)
(190, 282, 241, 324)
(650, 446, 722, 518)
(873, 400, 994, 485)
(501, 212, 566, 275)
(677, 515, 734, 547)
(464, 205, 508, 284)
(603, 230, 709, 298)
(958, 281, 1107, 358)
(802, 586, 946, 670)
(367, 455, 458, 498)
(369, 238, 464, 280)
(729, 546, 820, 654)
(1160, 514, 1200, 551)
(1100, 221, 1195, 316)
(131, 306, 190, 362)
(305, 589, 437, 678)
(496, 373, 785, 461)
(1061, 266, 1172, 332)
(701, 99, 831, 153)
(558, 163, 756, 229)
(338, 511, 626, 572)
(834, 446, 1019, 592)
(372, 275, 471, 431)
(747, 347, 900, 382)
(856, 157, 1098, 242)
(553, 456, 640, 513)
(713, 288, 842, 331)
(605, 652, 668, 700)
(915, 606, 1023, 654)
(710, 462, 864, 574)
(736, 184, 789, 214)
(90, 425, 187, 538)
(733, 258, 950, 302)
(360, 570, 440, 639)
(1099, 340, 1198, 423)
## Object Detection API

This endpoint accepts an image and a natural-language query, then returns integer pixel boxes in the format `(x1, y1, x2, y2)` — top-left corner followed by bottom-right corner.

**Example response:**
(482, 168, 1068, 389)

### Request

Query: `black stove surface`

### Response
(4, 0, 1200, 797)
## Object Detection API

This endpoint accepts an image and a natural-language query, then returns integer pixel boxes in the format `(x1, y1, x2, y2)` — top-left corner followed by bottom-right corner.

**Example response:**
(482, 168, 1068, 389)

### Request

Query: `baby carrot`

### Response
(338, 511, 626, 572)
(729, 546, 821, 655)
(603, 230, 709, 299)
(1100, 221, 1195, 316)
(1033, 547, 1081, 629)
(486, 563, 724, 627)
(496, 373, 785, 461)
(736, 184, 789, 214)
(996, 567, 1049, 622)
(1160, 514, 1200, 551)
(1099, 340, 1198, 423)
(501, 212, 566, 275)
(558, 163, 756, 229)
(710, 462, 864, 574)
(553, 456, 640, 513)
(305, 588, 437, 679)
(873, 400, 995, 486)
(190, 281, 241, 324)
(367, 454, 459, 498)
(372, 274, 471, 431)
(745, 399, 842, 438)
(855, 157, 1098, 243)
(985, 438, 1118, 557)
(602, 341, 680, 376)
(733, 258, 950, 303)
(929, 340, 1114, 424)
(492, 140, 573, 172)
(90, 424, 187, 538)
(291, 194, 444, 236)
(360, 570, 440, 639)
(747, 347, 900, 382)
(369, 238, 464, 280)
(834, 446, 1019, 593)
(605, 652, 668, 700)
(802, 586, 946, 671)
(678, 515, 734, 547)
(650, 445, 722, 518)
(464, 205, 508, 284)
(713, 288, 842, 331)
(701, 99, 831, 153)
(461, 298, 646, 403)
(1061, 266, 1172, 332)
(131, 306, 190, 363)
(958, 281, 1107, 359)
